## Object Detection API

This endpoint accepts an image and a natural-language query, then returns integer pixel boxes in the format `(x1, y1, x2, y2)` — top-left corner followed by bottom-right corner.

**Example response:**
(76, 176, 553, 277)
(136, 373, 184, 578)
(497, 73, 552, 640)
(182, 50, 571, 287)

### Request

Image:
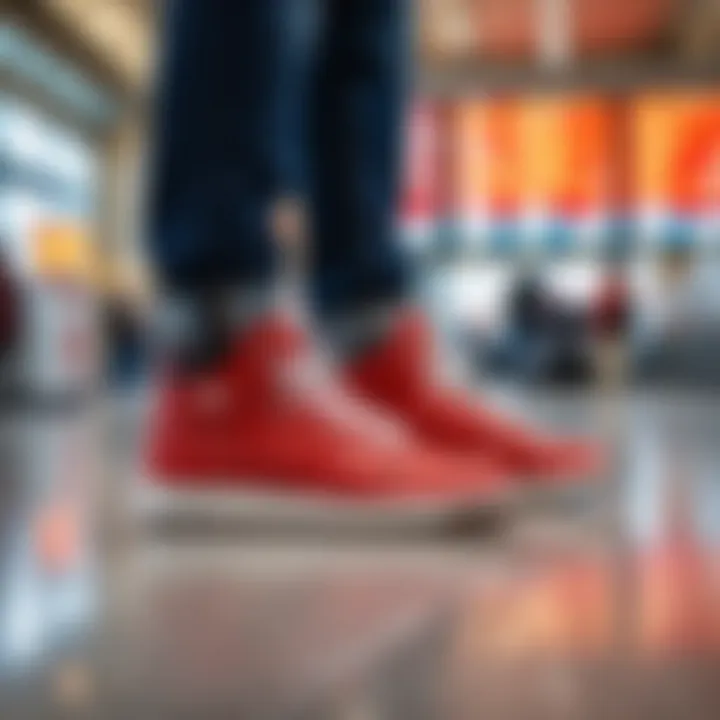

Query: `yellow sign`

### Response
(33, 222, 96, 283)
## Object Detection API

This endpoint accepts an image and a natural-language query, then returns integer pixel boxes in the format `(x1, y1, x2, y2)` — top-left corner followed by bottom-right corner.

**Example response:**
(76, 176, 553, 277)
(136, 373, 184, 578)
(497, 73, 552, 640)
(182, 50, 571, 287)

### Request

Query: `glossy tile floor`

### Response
(0, 388, 719, 718)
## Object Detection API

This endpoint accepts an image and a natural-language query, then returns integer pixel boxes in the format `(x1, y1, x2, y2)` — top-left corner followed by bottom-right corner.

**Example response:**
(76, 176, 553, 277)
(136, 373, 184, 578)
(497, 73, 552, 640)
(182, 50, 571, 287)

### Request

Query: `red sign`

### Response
(633, 92, 720, 213)
(401, 101, 441, 225)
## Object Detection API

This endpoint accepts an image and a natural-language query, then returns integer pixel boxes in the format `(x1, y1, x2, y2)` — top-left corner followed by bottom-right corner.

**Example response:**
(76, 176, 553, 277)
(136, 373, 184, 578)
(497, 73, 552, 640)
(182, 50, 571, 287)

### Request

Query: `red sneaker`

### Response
(141, 315, 512, 530)
(346, 310, 604, 496)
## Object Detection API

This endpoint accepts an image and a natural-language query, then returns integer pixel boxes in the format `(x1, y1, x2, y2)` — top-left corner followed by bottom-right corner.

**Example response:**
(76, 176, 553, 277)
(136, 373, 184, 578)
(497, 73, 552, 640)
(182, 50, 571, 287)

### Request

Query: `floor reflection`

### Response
(0, 390, 718, 718)
(0, 415, 97, 677)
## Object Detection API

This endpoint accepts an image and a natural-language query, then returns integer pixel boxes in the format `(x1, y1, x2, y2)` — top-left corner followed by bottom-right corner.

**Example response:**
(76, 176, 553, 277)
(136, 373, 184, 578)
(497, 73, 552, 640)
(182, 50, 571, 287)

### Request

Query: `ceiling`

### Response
(29, 0, 693, 84)
(41, 0, 154, 92)
(420, 0, 680, 61)
(8, 0, 720, 105)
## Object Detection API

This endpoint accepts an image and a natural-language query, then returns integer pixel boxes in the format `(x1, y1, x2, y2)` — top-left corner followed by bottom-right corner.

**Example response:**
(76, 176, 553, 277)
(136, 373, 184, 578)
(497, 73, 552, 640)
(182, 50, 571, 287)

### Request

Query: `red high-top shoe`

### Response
(346, 310, 604, 497)
(141, 314, 512, 529)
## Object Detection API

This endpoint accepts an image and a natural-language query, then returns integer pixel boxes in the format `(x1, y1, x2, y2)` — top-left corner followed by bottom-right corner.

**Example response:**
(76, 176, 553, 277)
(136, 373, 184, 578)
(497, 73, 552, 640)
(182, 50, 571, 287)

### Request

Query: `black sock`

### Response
(324, 302, 405, 361)
(155, 287, 277, 371)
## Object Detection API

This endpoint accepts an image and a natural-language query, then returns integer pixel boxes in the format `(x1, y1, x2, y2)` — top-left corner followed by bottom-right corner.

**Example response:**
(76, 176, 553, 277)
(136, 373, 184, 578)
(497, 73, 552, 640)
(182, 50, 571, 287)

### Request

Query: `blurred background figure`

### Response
(592, 258, 633, 388)
(0, 244, 19, 360)
(501, 269, 552, 380)
(103, 256, 150, 391)
(0, 242, 21, 404)
(478, 264, 595, 386)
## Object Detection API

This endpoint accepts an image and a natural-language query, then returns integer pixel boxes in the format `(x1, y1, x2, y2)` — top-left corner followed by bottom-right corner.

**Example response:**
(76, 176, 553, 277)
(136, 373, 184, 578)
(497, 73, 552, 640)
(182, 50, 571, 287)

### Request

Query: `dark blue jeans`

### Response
(148, 0, 409, 317)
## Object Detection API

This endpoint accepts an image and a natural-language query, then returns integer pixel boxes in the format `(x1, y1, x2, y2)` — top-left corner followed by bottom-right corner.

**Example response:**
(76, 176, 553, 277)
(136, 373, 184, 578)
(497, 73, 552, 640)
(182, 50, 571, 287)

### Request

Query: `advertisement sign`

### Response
(633, 92, 720, 248)
(32, 222, 96, 282)
(517, 96, 614, 252)
(452, 98, 523, 253)
(451, 96, 613, 254)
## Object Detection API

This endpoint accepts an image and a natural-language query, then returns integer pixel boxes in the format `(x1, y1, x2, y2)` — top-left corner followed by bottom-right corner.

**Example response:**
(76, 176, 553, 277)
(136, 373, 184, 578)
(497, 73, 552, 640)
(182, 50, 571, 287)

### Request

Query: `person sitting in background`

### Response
(591, 261, 632, 387)
(490, 270, 593, 385)
(505, 271, 552, 379)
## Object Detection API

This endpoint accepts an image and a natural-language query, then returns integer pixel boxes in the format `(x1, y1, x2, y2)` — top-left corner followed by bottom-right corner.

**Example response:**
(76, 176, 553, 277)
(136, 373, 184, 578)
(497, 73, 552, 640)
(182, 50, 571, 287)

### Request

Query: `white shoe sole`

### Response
(132, 478, 515, 535)
(517, 473, 604, 513)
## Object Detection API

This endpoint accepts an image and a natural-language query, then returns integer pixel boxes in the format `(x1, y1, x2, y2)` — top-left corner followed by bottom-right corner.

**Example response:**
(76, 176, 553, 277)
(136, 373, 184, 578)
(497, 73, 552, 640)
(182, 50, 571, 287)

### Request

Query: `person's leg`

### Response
(309, 0, 409, 322)
(308, 1, 602, 485)
(148, 0, 295, 296)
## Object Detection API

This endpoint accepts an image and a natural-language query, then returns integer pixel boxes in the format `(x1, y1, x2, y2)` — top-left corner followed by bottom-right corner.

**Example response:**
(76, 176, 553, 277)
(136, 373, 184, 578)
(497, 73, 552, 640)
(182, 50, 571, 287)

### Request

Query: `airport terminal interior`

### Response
(1, 1, 720, 717)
